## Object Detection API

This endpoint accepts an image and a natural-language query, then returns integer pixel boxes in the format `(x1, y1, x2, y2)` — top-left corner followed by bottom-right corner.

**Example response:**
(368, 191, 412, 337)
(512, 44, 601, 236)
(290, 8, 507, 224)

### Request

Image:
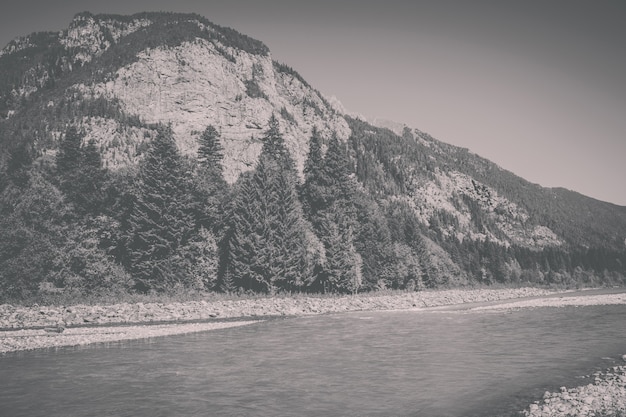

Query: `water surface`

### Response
(1, 305, 625, 416)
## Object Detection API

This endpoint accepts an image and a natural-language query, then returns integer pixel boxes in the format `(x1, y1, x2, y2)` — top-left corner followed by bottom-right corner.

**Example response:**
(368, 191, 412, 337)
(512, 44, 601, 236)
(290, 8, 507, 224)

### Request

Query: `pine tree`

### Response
(322, 134, 355, 204)
(301, 127, 326, 220)
(318, 209, 362, 294)
(194, 125, 227, 230)
(269, 160, 309, 291)
(228, 117, 309, 293)
(352, 193, 395, 290)
(262, 113, 294, 171)
(301, 132, 357, 227)
(74, 139, 107, 214)
(197, 125, 224, 173)
(126, 126, 196, 291)
(300, 131, 364, 292)
(229, 170, 274, 292)
(55, 127, 107, 215)
(189, 124, 228, 290)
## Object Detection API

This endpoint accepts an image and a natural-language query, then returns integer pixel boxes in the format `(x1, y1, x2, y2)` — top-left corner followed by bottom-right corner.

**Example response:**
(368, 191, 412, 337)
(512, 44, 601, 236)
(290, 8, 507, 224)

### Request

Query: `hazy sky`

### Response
(1, 1, 625, 206)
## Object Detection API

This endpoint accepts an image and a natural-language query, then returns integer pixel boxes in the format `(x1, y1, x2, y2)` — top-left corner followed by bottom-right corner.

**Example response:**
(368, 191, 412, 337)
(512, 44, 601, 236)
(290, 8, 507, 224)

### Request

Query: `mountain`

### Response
(366, 118, 626, 251)
(0, 12, 349, 182)
(1, 12, 625, 299)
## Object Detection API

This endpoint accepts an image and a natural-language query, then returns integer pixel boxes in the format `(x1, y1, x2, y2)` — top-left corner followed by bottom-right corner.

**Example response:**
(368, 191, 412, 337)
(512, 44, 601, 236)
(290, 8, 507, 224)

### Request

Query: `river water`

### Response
(1, 305, 625, 417)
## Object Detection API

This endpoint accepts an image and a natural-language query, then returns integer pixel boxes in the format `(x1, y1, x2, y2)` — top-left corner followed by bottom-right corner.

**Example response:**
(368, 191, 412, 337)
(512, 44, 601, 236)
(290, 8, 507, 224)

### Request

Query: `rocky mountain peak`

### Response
(59, 12, 152, 65)
(62, 13, 350, 182)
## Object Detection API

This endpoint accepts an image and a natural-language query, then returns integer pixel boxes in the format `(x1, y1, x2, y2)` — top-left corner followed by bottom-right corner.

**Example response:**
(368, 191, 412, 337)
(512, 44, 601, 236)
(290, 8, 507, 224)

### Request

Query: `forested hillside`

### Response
(0, 12, 624, 302)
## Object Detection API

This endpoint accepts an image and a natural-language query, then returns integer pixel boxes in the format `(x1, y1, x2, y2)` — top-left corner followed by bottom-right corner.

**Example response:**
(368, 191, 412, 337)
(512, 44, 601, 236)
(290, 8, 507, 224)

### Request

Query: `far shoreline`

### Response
(2, 287, 626, 355)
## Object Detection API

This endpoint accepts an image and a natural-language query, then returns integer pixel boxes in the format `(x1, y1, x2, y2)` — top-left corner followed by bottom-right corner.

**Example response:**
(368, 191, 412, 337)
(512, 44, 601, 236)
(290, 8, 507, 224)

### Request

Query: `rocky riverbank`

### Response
(1, 287, 551, 353)
(0, 321, 259, 354)
(1, 287, 552, 330)
(522, 364, 626, 417)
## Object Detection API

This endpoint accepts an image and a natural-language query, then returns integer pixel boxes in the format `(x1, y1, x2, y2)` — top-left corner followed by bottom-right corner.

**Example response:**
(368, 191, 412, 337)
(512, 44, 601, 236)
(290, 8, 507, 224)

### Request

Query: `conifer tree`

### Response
(74, 139, 107, 214)
(322, 134, 355, 204)
(301, 127, 326, 220)
(126, 126, 195, 291)
(300, 131, 363, 292)
(320, 134, 397, 290)
(318, 209, 362, 294)
(352, 194, 396, 290)
(197, 125, 224, 173)
(301, 132, 357, 226)
(262, 113, 294, 171)
(194, 124, 227, 229)
(269, 159, 309, 291)
(228, 116, 309, 293)
(193, 124, 229, 291)
(229, 169, 270, 292)
(55, 127, 107, 215)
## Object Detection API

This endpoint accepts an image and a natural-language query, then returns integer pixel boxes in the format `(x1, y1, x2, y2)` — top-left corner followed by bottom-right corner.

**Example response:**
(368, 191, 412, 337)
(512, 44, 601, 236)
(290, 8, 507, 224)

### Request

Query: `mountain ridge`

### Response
(0, 11, 624, 299)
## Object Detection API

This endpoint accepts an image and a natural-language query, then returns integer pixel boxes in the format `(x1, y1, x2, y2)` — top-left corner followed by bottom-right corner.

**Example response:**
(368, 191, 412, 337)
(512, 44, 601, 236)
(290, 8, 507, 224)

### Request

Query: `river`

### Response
(1, 305, 625, 416)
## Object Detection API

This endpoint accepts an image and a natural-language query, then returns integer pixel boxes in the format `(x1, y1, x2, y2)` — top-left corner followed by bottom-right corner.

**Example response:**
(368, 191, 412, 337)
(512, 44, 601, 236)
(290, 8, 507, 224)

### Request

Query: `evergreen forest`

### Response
(1, 113, 625, 303)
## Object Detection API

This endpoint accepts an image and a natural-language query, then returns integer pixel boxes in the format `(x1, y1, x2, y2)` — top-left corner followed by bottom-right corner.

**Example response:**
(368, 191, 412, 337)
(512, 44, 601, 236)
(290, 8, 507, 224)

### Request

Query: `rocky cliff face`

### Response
(0, 12, 349, 183)
(75, 36, 349, 182)
(394, 168, 563, 247)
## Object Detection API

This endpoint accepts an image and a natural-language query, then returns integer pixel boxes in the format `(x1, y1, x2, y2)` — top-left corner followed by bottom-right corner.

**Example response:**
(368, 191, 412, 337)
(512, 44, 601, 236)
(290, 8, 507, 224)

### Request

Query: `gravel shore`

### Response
(1, 287, 551, 354)
(470, 292, 626, 311)
(0, 321, 259, 354)
(521, 365, 626, 417)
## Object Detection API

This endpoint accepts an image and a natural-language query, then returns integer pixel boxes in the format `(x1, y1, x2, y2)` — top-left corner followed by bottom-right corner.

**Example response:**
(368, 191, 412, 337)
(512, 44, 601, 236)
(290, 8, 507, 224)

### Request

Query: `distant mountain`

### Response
(1, 12, 624, 299)
(367, 117, 626, 251)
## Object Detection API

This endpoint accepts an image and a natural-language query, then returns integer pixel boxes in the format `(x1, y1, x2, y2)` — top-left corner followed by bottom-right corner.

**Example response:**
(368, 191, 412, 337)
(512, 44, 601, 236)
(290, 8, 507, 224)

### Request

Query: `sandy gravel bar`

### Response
(0, 288, 553, 331)
(471, 293, 626, 311)
(0, 287, 552, 354)
(0, 321, 258, 354)
(2, 287, 624, 356)
(470, 292, 626, 311)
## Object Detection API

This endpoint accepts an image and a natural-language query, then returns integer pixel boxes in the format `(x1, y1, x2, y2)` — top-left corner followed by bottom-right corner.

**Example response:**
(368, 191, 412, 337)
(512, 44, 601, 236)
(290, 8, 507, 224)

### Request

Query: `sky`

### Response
(1, 1, 625, 206)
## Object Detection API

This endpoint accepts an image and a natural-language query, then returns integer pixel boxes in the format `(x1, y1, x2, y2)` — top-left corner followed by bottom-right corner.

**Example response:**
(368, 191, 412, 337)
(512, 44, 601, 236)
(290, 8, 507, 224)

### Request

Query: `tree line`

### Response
(1, 115, 624, 301)
(0, 115, 438, 300)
